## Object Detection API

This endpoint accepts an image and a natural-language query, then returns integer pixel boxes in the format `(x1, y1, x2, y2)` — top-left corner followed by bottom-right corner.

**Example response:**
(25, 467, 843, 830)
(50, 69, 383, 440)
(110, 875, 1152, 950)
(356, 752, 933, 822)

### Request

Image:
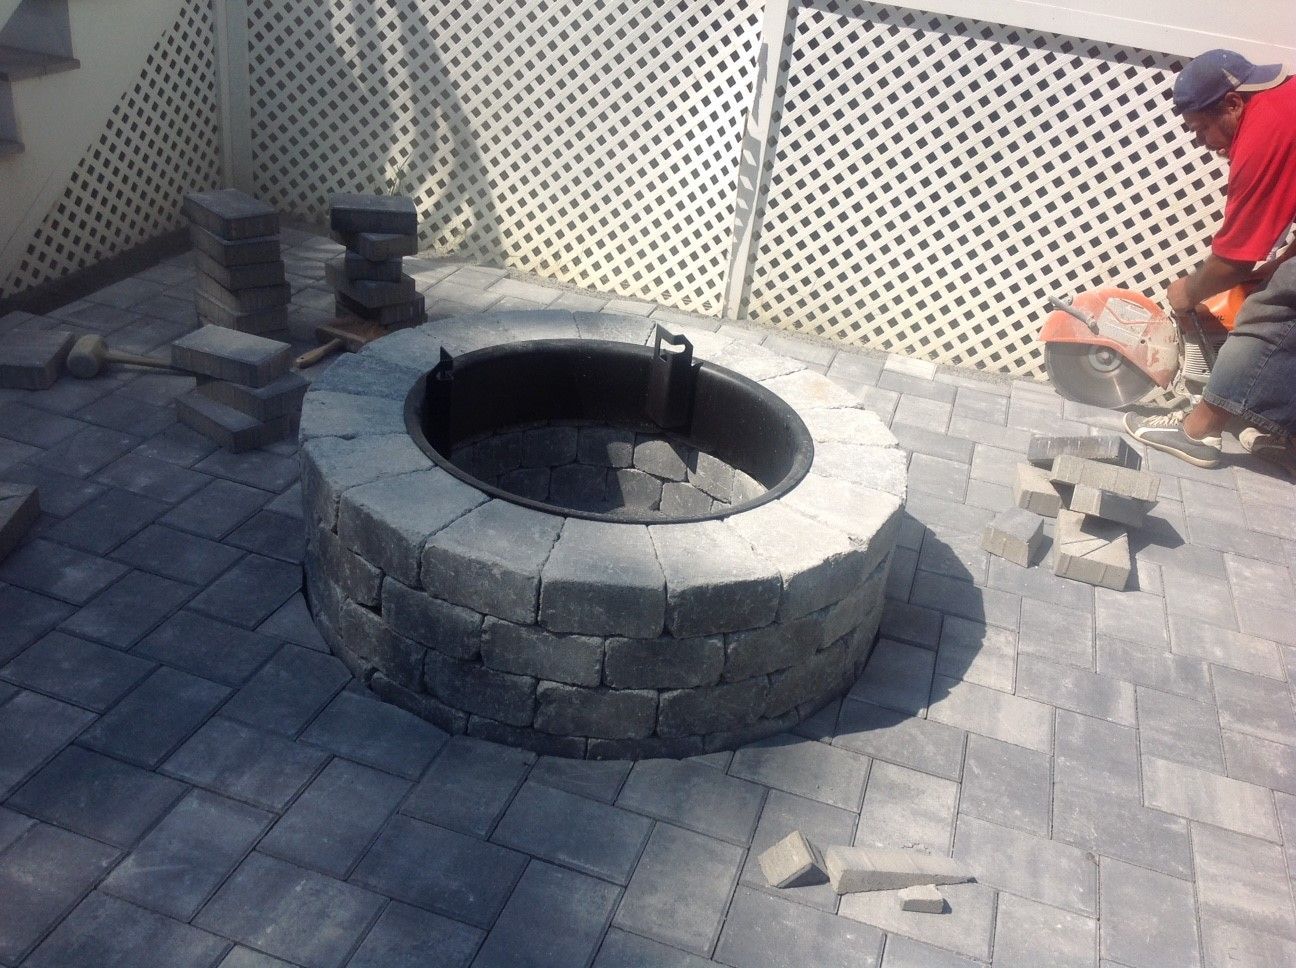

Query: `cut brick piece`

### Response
(195, 371, 308, 421)
(1053, 508, 1131, 590)
(1028, 434, 1136, 468)
(170, 325, 291, 388)
(898, 884, 946, 913)
(823, 846, 972, 895)
(189, 223, 280, 266)
(336, 292, 426, 327)
(982, 507, 1044, 566)
(1014, 463, 1064, 518)
(329, 193, 418, 236)
(0, 329, 74, 389)
(195, 289, 289, 335)
(0, 482, 40, 561)
(176, 389, 295, 452)
(194, 250, 285, 290)
(196, 272, 291, 313)
(1050, 454, 1159, 503)
(330, 230, 418, 260)
(182, 188, 278, 240)
(758, 831, 825, 889)
(1067, 483, 1155, 527)
(329, 252, 404, 283)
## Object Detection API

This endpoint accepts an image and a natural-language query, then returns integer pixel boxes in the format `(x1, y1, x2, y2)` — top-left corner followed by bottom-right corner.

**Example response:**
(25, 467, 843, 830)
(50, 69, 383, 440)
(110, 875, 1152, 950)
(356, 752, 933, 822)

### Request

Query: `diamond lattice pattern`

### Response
(245, 0, 762, 315)
(1, 0, 222, 298)
(748, 0, 1229, 377)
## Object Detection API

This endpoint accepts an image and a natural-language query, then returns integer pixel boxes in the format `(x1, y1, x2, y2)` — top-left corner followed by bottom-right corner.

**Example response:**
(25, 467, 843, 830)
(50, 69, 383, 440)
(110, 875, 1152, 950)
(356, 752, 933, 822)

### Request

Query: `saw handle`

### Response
(1047, 297, 1100, 335)
(295, 338, 344, 369)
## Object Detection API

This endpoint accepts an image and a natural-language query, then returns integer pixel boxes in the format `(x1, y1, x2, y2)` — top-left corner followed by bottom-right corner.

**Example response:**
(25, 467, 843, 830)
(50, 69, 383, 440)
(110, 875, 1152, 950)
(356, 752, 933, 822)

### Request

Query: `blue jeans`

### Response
(1203, 257, 1296, 436)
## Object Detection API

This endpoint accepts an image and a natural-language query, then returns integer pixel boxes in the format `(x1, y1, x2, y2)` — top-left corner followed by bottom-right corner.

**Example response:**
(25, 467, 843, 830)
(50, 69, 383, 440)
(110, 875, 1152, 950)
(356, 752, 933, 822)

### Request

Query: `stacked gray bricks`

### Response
(327, 194, 427, 328)
(182, 188, 290, 337)
(170, 325, 303, 452)
(0, 481, 39, 562)
(992, 434, 1159, 591)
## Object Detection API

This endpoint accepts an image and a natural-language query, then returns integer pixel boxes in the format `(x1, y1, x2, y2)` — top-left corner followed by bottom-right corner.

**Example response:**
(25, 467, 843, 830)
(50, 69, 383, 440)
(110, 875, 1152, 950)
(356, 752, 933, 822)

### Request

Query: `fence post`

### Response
(212, 0, 254, 193)
(722, 0, 794, 320)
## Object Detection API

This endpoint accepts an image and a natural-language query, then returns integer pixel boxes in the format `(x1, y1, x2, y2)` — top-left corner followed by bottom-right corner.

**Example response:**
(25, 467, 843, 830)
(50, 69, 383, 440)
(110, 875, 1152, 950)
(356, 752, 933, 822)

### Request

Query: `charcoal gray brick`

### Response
(59, 569, 194, 649)
(0, 538, 129, 605)
(1100, 858, 1201, 967)
(730, 733, 867, 811)
(136, 609, 280, 686)
(402, 735, 534, 837)
(854, 759, 957, 854)
(301, 690, 446, 779)
(954, 815, 1096, 915)
(960, 734, 1051, 835)
(162, 717, 327, 811)
(650, 521, 781, 636)
(351, 813, 527, 930)
(347, 902, 482, 968)
(221, 644, 348, 736)
(612, 822, 744, 956)
(101, 789, 273, 920)
(482, 617, 603, 687)
(617, 758, 765, 845)
(540, 518, 665, 638)
(605, 632, 722, 688)
(0, 825, 119, 964)
(26, 891, 227, 968)
(2, 630, 153, 711)
(111, 523, 244, 585)
(716, 885, 883, 968)
(9, 745, 187, 848)
(492, 780, 653, 884)
(834, 698, 965, 781)
(0, 585, 74, 664)
(260, 758, 409, 878)
(1052, 783, 1190, 878)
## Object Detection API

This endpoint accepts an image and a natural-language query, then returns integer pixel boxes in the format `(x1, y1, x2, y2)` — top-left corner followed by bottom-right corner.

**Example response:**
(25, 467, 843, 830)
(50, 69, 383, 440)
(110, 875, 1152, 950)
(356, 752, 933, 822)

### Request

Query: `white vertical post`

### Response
(722, 0, 794, 320)
(212, 0, 254, 193)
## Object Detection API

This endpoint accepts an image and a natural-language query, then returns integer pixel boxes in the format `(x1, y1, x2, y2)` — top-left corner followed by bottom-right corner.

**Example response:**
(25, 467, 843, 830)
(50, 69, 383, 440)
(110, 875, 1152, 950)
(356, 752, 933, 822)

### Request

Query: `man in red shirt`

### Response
(1125, 49, 1296, 472)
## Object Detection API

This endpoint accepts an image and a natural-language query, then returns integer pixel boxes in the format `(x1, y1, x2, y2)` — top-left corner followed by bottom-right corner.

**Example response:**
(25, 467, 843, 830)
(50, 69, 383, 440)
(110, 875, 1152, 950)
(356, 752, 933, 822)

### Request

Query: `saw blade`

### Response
(1044, 343, 1157, 409)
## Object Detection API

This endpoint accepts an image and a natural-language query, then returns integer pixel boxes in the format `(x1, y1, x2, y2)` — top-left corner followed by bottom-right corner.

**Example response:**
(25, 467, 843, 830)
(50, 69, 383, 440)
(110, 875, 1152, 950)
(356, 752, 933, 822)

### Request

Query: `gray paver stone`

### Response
(170, 326, 290, 387)
(687, 450, 735, 501)
(650, 521, 782, 636)
(898, 884, 947, 913)
(338, 468, 485, 585)
(195, 251, 285, 290)
(578, 426, 634, 468)
(0, 330, 74, 390)
(609, 467, 662, 510)
(520, 425, 578, 468)
(1068, 482, 1155, 527)
(176, 390, 294, 452)
(783, 473, 903, 577)
(190, 223, 279, 266)
(195, 289, 289, 334)
(300, 433, 431, 528)
(657, 677, 769, 735)
(481, 617, 603, 686)
(183, 188, 278, 239)
(823, 846, 972, 894)
(634, 437, 688, 480)
(1014, 462, 1064, 517)
(196, 371, 307, 421)
(723, 613, 825, 681)
(1050, 454, 1159, 501)
(1053, 508, 1131, 589)
(604, 633, 723, 688)
(331, 229, 418, 259)
(297, 390, 406, 441)
(539, 518, 665, 637)
(1027, 434, 1135, 467)
(810, 441, 908, 498)
(0, 483, 39, 561)
(533, 681, 656, 738)
(659, 481, 712, 516)
(330, 192, 418, 236)
(758, 830, 825, 889)
(422, 499, 561, 623)
(315, 528, 381, 605)
(982, 506, 1044, 566)
(425, 650, 536, 726)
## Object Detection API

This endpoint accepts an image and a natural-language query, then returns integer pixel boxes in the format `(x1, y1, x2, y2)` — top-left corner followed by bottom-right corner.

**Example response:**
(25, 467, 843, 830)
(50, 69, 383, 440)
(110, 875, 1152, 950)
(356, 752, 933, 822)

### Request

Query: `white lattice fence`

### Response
(245, 0, 762, 315)
(0, 0, 222, 298)
(748, 0, 1228, 377)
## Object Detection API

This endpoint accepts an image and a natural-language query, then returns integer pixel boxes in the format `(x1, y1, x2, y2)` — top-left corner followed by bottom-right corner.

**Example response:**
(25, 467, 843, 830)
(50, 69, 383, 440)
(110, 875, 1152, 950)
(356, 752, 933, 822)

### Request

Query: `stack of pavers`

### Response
(0, 482, 40, 563)
(171, 326, 302, 452)
(326, 193, 426, 328)
(182, 188, 290, 339)
(982, 434, 1161, 590)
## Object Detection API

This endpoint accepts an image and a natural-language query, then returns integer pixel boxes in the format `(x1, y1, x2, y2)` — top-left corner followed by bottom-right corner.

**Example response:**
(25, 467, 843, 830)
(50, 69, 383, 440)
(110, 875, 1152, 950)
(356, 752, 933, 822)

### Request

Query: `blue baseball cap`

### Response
(1174, 49, 1288, 113)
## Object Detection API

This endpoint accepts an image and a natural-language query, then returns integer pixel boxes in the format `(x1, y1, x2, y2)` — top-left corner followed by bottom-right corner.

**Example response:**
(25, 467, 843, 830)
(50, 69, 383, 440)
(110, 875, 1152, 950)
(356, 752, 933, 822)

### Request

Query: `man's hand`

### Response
(1167, 253, 1255, 315)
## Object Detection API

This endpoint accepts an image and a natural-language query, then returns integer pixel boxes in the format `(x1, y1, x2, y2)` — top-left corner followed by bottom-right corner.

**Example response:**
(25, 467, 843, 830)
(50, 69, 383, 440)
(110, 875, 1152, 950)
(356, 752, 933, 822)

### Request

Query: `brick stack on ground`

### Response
(0, 482, 39, 562)
(985, 434, 1160, 591)
(327, 193, 426, 328)
(182, 189, 290, 338)
(170, 325, 302, 452)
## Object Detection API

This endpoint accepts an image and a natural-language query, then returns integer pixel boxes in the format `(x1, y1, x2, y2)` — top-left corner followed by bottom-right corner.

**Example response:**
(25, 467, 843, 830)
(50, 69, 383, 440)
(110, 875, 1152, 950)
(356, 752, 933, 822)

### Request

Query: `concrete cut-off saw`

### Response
(1040, 283, 1252, 409)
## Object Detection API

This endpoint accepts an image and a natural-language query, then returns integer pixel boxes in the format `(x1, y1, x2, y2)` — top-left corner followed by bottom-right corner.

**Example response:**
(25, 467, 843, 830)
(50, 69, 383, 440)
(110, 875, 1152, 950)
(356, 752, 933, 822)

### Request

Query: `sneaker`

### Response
(1123, 411, 1222, 468)
(1239, 427, 1296, 478)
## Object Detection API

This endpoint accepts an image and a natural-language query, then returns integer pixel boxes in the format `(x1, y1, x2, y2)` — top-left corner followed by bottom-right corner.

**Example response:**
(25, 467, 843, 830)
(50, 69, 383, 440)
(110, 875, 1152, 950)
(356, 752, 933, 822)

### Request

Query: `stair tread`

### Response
(0, 44, 79, 80)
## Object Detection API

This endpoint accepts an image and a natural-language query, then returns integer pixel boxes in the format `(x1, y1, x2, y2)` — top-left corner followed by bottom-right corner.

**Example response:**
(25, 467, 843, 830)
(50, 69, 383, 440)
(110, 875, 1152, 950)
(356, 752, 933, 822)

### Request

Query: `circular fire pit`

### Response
(300, 310, 906, 758)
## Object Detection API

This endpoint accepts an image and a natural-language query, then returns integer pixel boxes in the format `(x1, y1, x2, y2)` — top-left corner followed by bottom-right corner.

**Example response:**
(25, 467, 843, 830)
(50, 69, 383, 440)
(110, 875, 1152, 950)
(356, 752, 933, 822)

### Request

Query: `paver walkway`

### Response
(0, 225, 1294, 967)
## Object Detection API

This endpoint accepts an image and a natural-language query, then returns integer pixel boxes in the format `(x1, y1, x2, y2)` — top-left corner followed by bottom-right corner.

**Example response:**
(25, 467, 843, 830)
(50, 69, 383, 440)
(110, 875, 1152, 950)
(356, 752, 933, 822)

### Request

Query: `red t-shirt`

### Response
(1212, 78, 1296, 262)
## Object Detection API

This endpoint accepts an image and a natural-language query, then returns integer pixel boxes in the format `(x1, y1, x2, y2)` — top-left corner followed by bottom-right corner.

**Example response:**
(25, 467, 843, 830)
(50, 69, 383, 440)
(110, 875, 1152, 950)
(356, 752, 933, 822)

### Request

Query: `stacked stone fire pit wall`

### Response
(300, 310, 906, 758)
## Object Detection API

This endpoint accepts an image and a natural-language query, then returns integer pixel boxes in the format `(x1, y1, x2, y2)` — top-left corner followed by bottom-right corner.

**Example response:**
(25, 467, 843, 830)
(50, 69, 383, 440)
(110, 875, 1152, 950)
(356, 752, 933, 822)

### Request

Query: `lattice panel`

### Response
(749, 0, 1228, 377)
(246, 0, 762, 315)
(1, 0, 222, 298)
